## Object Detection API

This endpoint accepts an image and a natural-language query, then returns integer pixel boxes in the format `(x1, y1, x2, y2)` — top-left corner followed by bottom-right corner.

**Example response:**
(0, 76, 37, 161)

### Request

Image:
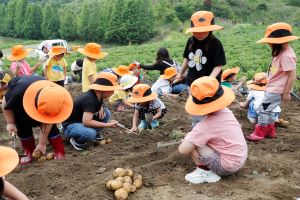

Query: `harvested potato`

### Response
(106, 180, 123, 191)
(115, 177, 125, 183)
(122, 183, 136, 193)
(123, 176, 133, 184)
(99, 140, 107, 145)
(106, 138, 112, 144)
(133, 173, 142, 181)
(126, 169, 134, 177)
(37, 156, 47, 163)
(133, 179, 143, 189)
(32, 150, 42, 159)
(46, 152, 55, 160)
(114, 188, 128, 200)
(113, 168, 127, 177)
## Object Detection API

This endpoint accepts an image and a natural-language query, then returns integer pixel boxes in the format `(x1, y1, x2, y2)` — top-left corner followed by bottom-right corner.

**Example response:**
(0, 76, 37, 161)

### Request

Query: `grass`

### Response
(1, 22, 299, 90)
(0, 37, 40, 49)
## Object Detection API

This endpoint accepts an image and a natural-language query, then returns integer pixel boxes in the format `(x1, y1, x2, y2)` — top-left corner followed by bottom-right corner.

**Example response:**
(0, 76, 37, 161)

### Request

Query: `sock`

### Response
(197, 165, 209, 171)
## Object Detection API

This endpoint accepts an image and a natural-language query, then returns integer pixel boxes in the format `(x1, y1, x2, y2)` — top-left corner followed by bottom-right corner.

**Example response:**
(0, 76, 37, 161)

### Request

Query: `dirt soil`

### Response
(1, 84, 299, 200)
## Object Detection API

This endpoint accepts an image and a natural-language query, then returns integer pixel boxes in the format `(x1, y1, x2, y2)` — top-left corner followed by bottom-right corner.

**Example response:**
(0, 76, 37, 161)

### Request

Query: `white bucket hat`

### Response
(120, 75, 138, 90)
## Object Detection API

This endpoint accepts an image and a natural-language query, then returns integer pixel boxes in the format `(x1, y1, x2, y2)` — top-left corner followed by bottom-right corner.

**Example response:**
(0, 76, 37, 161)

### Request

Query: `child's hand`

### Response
(174, 74, 183, 84)
(129, 127, 138, 134)
(283, 93, 291, 102)
(35, 143, 46, 155)
(108, 120, 118, 128)
(134, 61, 140, 66)
(239, 102, 246, 108)
(6, 123, 18, 135)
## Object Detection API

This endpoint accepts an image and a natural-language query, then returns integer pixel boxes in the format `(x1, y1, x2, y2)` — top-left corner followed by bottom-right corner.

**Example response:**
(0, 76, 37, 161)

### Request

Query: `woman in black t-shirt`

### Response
(136, 48, 174, 75)
(175, 11, 226, 87)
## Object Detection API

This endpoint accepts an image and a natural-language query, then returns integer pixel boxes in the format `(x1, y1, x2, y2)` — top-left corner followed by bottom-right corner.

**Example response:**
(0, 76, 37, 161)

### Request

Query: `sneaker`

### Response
(185, 167, 221, 184)
(94, 134, 103, 142)
(70, 138, 87, 151)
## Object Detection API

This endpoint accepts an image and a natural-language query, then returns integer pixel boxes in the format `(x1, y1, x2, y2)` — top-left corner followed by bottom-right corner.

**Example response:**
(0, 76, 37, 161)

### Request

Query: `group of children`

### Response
(0, 9, 298, 199)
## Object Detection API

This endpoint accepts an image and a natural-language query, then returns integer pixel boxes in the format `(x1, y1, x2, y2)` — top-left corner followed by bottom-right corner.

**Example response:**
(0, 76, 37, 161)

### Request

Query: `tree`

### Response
(121, 0, 156, 44)
(77, 4, 90, 40)
(105, 0, 127, 43)
(14, 0, 28, 37)
(41, 3, 60, 39)
(87, 2, 105, 42)
(59, 10, 78, 41)
(23, 4, 43, 39)
(0, 3, 6, 36)
(3, 0, 17, 37)
(174, 1, 195, 23)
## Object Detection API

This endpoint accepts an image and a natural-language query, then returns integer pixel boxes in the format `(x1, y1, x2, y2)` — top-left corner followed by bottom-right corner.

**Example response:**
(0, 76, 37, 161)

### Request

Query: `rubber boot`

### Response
(266, 123, 276, 139)
(48, 135, 65, 160)
(246, 124, 267, 141)
(20, 136, 36, 165)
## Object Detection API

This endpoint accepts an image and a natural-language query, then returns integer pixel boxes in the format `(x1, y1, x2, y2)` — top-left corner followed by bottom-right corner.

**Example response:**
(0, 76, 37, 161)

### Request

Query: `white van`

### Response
(35, 39, 68, 60)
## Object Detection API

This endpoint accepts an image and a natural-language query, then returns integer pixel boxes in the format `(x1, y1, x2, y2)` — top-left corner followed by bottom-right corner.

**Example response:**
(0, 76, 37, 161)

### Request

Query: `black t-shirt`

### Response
(5, 75, 45, 121)
(140, 58, 174, 74)
(62, 90, 102, 127)
(183, 36, 226, 86)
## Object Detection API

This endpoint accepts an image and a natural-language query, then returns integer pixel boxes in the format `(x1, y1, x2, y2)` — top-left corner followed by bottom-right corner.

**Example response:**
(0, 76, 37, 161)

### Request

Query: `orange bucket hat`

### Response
(185, 76, 235, 115)
(0, 146, 19, 177)
(112, 65, 134, 77)
(23, 80, 73, 124)
(185, 11, 223, 34)
(7, 45, 32, 61)
(247, 72, 268, 91)
(257, 23, 299, 44)
(77, 43, 108, 60)
(89, 72, 122, 91)
(49, 46, 67, 57)
(127, 84, 158, 103)
(222, 67, 240, 81)
(160, 67, 177, 80)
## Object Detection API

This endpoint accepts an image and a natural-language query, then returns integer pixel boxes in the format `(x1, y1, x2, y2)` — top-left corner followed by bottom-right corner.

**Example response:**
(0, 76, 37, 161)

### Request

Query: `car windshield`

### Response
(52, 42, 64, 47)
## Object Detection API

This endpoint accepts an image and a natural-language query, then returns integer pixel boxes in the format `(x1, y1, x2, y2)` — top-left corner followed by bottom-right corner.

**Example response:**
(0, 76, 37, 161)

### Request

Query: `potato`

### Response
(123, 176, 133, 184)
(32, 150, 42, 159)
(115, 177, 125, 183)
(113, 168, 127, 177)
(37, 156, 47, 163)
(46, 152, 55, 160)
(133, 173, 142, 181)
(106, 180, 123, 191)
(133, 179, 143, 189)
(126, 169, 134, 177)
(114, 188, 128, 200)
(99, 140, 107, 145)
(106, 138, 112, 144)
(122, 183, 136, 193)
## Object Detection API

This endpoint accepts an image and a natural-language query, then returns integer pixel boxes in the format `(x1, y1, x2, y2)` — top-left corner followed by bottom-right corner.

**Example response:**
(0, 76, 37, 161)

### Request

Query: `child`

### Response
(0, 72, 11, 106)
(45, 46, 68, 87)
(109, 74, 138, 111)
(128, 63, 143, 84)
(63, 72, 121, 151)
(151, 67, 185, 97)
(0, 146, 29, 199)
(221, 67, 240, 89)
(174, 11, 226, 127)
(78, 43, 108, 92)
(8, 45, 42, 77)
(2, 74, 73, 164)
(247, 23, 298, 141)
(71, 59, 83, 83)
(128, 84, 167, 133)
(240, 73, 281, 123)
(178, 76, 248, 184)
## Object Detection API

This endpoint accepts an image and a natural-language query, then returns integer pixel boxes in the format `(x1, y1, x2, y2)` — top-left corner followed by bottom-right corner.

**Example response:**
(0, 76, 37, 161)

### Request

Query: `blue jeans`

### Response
(171, 83, 188, 94)
(138, 119, 159, 130)
(63, 108, 111, 143)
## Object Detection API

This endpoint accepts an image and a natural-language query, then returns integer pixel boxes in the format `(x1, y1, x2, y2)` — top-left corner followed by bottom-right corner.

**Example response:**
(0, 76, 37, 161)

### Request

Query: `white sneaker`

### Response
(185, 167, 221, 184)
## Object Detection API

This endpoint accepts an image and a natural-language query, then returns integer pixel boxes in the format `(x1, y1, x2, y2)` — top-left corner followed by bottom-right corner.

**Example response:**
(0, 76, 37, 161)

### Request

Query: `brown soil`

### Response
(1, 84, 299, 200)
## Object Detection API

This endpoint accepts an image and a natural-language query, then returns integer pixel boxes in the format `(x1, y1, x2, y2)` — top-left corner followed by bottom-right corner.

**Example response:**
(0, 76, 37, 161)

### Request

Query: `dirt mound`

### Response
(1, 85, 299, 200)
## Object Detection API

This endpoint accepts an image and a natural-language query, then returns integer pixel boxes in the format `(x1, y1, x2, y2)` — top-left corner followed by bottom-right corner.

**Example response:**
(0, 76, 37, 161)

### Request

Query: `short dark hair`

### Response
(0, 50, 3, 58)
(76, 59, 83, 67)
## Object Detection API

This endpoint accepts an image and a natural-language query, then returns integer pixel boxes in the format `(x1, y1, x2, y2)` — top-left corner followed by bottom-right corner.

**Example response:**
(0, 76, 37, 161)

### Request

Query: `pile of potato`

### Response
(99, 138, 112, 145)
(106, 168, 143, 200)
(32, 150, 55, 162)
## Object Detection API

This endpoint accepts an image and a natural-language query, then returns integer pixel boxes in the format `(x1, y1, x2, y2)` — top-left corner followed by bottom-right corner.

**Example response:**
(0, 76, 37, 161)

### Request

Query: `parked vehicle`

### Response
(35, 39, 68, 60)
